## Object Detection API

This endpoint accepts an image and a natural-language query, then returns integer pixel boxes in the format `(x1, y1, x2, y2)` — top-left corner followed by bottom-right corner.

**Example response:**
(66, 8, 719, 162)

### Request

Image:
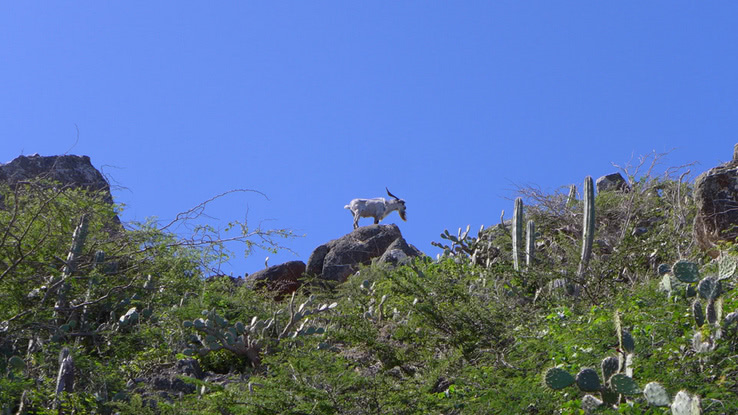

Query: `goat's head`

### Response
(386, 187, 407, 221)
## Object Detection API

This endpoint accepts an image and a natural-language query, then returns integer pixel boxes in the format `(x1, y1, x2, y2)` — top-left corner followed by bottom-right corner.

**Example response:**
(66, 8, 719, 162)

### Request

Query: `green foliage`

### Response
(7, 157, 738, 414)
(181, 293, 337, 367)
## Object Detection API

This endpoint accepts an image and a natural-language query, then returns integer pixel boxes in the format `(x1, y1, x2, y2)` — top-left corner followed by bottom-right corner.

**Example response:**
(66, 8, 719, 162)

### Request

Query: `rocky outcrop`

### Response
(596, 172, 629, 193)
(0, 154, 114, 203)
(378, 237, 424, 266)
(244, 260, 305, 296)
(306, 224, 423, 283)
(693, 144, 738, 252)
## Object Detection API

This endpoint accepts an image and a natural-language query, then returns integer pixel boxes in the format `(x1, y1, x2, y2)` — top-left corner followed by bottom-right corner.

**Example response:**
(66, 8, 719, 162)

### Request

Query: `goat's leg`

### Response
(353, 215, 360, 229)
(374, 218, 380, 224)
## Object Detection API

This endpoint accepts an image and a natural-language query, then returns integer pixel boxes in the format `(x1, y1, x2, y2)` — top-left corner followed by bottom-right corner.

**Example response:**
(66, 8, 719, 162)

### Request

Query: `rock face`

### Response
(378, 237, 424, 266)
(0, 154, 114, 203)
(694, 145, 738, 252)
(596, 173, 629, 193)
(306, 224, 423, 282)
(244, 260, 305, 296)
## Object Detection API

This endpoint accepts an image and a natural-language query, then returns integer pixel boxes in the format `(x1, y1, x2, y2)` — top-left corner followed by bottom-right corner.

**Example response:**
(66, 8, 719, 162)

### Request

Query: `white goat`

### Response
(344, 188, 407, 229)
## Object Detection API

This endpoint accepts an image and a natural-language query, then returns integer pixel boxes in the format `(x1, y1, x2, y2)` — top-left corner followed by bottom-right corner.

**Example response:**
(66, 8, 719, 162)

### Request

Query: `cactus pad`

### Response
(657, 263, 671, 275)
(544, 367, 575, 390)
(600, 356, 620, 383)
(706, 299, 721, 326)
(580, 394, 603, 413)
(697, 277, 720, 300)
(610, 374, 641, 395)
(621, 329, 635, 354)
(575, 368, 601, 392)
(693, 300, 705, 327)
(673, 260, 699, 283)
(671, 390, 701, 415)
(601, 387, 619, 406)
(718, 255, 737, 280)
(643, 382, 670, 407)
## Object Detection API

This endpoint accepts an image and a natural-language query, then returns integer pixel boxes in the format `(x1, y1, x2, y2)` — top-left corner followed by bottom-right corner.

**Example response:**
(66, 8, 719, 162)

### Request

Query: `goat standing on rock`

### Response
(345, 188, 407, 229)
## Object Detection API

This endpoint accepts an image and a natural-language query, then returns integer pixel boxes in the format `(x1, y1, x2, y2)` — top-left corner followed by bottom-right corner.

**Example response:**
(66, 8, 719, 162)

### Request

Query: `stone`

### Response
(0, 154, 114, 204)
(244, 260, 305, 296)
(306, 224, 423, 282)
(378, 237, 424, 266)
(694, 145, 738, 252)
(596, 172, 629, 193)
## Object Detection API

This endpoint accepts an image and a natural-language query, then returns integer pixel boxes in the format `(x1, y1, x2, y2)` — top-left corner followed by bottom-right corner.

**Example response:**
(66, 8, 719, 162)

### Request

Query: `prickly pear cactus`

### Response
(580, 394, 603, 414)
(576, 368, 601, 392)
(601, 356, 620, 384)
(671, 390, 701, 415)
(718, 254, 737, 280)
(673, 260, 700, 283)
(544, 367, 575, 390)
(692, 300, 705, 328)
(643, 382, 670, 407)
(697, 276, 720, 300)
(610, 374, 640, 396)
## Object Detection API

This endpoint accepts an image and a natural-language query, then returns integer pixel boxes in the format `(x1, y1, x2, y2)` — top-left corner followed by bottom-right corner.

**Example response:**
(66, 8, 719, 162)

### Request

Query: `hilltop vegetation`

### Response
(2, 154, 738, 414)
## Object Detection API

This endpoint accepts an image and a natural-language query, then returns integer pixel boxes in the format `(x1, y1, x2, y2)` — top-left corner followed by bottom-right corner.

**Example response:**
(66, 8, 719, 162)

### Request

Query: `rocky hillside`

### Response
(1, 146, 738, 414)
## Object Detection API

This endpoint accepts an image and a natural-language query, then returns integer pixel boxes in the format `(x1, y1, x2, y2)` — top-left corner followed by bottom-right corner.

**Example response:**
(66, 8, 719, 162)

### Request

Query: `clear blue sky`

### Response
(2, 3, 736, 276)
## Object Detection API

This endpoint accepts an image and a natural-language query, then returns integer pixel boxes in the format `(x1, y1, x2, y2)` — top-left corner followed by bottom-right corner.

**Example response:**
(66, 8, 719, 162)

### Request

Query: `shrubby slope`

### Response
(2, 150, 738, 414)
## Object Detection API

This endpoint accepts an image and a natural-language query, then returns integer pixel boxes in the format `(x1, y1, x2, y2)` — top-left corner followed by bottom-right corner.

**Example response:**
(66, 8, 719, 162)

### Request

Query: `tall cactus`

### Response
(526, 220, 535, 268)
(578, 177, 595, 277)
(512, 197, 524, 271)
(566, 184, 577, 207)
(54, 215, 89, 325)
(53, 348, 74, 410)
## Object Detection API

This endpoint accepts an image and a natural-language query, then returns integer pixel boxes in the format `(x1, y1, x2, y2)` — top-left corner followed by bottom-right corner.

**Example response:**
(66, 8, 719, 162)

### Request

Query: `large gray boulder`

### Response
(596, 172, 629, 193)
(0, 154, 114, 204)
(693, 144, 738, 253)
(306, 224, 423, 282)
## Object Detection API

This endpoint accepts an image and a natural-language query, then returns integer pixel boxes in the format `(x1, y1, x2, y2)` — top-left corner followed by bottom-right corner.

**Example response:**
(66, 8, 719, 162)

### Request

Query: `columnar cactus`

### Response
(55, 215, 90, 325)
(578, 176, 595, 277)
(566, 183, 577, 207)
(512, 197, 524, 271)
(525, 220, 535, 268)
(53, 348, 74, 410)
(62, 214, 89, 277)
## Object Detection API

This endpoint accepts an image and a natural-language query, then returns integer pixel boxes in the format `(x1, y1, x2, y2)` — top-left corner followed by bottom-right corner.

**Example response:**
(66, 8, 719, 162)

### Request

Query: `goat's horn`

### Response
(386, 187, 400, 200)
